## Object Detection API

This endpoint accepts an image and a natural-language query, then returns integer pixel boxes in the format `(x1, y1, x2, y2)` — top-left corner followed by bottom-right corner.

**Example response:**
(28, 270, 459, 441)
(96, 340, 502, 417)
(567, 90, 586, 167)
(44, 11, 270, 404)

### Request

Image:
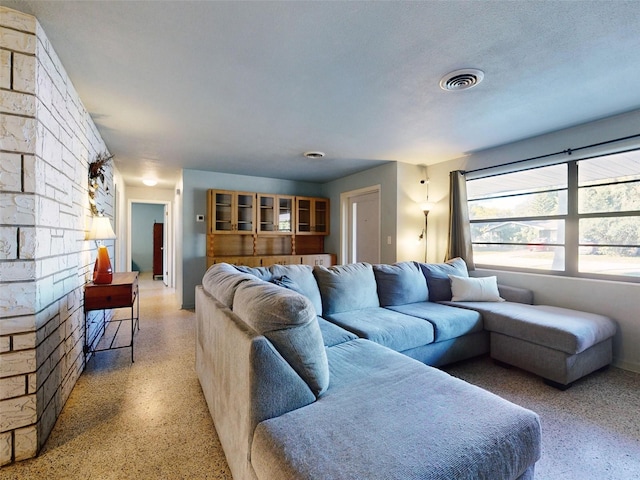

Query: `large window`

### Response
(467, 150, 640, 281)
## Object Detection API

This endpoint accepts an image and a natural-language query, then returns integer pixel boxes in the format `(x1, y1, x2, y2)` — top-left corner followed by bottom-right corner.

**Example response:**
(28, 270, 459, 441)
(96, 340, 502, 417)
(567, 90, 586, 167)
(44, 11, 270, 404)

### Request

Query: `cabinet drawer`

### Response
(84, 276, 137, 311)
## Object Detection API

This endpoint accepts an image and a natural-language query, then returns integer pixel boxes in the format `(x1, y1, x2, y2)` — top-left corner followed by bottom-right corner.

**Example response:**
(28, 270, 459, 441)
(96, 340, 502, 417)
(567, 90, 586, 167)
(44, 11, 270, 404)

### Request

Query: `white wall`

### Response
(0, 7, 112, 464)
(426, 108, 640, 372)
(396, 162, 430, 262)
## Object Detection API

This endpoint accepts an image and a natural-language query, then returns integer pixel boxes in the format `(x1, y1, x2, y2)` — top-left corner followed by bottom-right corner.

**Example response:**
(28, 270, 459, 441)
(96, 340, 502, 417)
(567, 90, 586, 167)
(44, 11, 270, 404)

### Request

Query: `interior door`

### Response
(163, 204, 169, 286)
(347, 191, 380, 264)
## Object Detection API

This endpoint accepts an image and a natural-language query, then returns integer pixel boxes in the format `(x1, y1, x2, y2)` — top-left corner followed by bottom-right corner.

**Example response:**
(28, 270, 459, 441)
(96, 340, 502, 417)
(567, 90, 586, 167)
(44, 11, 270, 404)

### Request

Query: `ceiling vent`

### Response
(439, 69, 484, 91)
(304, 151, 325, 159)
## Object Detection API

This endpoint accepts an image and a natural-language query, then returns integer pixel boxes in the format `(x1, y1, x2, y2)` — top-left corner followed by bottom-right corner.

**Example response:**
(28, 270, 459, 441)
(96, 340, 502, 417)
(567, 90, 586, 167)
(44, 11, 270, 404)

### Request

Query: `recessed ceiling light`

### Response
(304, 151, 325, 159)
(439, 68, 484, 91)
(142, 178, 157, 186)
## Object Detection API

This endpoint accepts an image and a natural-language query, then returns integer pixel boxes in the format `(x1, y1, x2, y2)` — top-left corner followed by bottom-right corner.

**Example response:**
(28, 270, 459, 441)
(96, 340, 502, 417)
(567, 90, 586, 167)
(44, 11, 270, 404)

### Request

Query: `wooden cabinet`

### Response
(206, 254, 335, 269)
(153, 222, 163, 279)
(257, 194, 294, 234)
(296, 197, 329, 235)
(206, 189, 333, 268)
(208, 190, 256, 234)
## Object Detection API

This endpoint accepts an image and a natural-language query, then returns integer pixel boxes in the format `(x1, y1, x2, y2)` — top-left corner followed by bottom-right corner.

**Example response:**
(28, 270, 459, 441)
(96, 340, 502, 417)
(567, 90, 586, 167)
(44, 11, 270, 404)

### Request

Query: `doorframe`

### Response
(127, 199, 174, 287)
(340, 185, 381, 265)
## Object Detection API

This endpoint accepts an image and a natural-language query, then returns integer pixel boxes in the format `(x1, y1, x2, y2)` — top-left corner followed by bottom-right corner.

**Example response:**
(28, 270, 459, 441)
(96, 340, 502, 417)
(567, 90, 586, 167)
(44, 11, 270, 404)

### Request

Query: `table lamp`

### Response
(86, 216, 116, 284)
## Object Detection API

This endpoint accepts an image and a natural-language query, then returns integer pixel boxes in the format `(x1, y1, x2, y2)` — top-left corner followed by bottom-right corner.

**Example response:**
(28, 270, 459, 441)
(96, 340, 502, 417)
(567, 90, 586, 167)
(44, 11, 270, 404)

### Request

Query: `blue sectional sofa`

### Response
(195, 259, 616, 479)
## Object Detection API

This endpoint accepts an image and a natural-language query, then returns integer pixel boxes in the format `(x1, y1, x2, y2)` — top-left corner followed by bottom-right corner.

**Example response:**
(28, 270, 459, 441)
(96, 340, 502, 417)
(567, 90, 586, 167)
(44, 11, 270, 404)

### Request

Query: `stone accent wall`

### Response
(0, 7, 113, 465)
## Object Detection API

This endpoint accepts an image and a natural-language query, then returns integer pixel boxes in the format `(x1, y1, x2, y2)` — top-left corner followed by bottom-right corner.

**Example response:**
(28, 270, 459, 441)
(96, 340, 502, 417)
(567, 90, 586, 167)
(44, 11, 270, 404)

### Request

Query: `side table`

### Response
(84, 271, 140, 362)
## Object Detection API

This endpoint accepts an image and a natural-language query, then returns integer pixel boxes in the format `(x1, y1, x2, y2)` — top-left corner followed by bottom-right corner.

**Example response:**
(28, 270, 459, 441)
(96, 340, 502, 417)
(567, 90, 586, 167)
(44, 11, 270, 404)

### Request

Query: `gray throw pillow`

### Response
(313, 263, 379, 315)
(234, 265, 274, 281)
(269, 264, 324, 316)
(373, 261, 428, 306)
(419, 257, 469, 302)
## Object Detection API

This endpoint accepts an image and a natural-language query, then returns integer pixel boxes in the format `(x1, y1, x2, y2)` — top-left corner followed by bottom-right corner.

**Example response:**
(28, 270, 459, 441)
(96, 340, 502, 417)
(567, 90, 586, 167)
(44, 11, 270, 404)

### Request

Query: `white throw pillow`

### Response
(449, 274, 505, 302)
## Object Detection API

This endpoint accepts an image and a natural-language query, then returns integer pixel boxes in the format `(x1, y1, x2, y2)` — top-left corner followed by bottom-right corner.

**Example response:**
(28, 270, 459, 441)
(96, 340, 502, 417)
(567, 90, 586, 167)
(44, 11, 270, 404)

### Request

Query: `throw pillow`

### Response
(270, 275, 306, 295)
(270, 264, 324, 316)
(373, 261, 428, 306)
(313, 263, 379, 315)
(419, 257, 469, 302)
(234, 265, 273, 281)
(449, 274, 505, 302)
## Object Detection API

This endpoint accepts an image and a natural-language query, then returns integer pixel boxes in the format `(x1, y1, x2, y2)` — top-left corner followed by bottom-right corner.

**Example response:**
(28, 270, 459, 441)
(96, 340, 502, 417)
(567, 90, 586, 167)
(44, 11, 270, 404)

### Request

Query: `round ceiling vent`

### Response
(439, 69, 484, 91)
(304, 151, 325, 159)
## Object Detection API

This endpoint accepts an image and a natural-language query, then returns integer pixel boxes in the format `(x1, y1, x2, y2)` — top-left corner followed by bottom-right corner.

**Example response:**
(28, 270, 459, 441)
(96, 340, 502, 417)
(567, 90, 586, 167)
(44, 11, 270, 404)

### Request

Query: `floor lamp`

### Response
(86, 216, 117, 284)
(419, 203, 433, 262)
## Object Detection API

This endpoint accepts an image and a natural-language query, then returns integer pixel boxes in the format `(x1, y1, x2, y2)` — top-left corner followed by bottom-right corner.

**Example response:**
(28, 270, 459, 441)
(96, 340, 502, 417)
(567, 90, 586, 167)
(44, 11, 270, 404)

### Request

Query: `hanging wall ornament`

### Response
(88, 152, 113, 216)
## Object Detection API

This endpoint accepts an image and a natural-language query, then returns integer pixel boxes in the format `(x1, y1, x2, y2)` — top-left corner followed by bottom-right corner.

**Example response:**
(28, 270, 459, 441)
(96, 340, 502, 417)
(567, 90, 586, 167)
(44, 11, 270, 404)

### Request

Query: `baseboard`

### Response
(612, 358, 640, 374)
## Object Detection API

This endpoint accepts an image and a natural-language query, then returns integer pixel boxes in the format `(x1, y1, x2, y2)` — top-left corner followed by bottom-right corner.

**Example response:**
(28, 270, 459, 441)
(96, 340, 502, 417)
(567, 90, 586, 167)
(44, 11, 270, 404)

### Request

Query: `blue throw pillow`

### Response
(234, 265, 273, 281)
(373, 261, 428, 306)
(419, 257, 469, 302)
(270, 275, 306, 295)
(313, 263, 379, 315)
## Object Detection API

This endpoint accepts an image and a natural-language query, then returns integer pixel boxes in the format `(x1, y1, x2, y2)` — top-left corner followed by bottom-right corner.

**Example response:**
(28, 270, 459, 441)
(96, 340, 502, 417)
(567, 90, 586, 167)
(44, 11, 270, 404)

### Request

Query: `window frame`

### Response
(467, 153, 640, 283)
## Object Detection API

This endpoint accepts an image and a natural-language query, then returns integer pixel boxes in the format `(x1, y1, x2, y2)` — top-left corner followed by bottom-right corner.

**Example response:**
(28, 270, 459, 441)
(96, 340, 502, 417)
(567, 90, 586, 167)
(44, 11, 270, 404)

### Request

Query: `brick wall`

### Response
(0, 7, 113, 465)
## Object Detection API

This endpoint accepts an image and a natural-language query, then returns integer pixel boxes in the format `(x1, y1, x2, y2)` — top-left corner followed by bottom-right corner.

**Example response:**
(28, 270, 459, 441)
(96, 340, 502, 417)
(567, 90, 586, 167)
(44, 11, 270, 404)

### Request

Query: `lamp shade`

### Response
(87, 216, 116, 284)
(419, 202, 435, 214)
(86, 216, 116, 240)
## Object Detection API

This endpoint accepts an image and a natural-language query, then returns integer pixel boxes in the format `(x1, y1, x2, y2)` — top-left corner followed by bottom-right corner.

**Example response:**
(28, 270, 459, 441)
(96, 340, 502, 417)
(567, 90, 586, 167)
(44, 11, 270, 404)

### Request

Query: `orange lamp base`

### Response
(93, 245, 113, 284)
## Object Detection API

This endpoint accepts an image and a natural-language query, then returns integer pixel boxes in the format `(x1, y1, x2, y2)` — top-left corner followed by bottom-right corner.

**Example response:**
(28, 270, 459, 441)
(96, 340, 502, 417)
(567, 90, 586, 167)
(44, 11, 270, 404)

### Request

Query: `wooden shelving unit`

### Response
(206, 189, 334, 268)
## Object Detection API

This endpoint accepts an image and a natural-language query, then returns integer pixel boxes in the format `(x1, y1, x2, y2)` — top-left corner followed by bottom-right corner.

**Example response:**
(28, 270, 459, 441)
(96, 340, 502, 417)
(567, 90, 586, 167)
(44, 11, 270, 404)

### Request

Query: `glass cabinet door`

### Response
(214, 191, 233, 232)
(277, 196, 294, 233)
(258, 194, 294, 233)
(235, 193, 255, 233)
(296, 197, 329, 235)
(313, 199, 328, 234)
(258, 195, 276, 233)
(296, 198, 312, 234)
(209, 190, 255, 234)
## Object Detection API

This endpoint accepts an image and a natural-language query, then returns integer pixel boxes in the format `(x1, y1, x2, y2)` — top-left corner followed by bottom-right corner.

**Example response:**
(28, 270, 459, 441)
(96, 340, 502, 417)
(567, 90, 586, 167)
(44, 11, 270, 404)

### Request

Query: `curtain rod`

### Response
(463, 132, 640, 175)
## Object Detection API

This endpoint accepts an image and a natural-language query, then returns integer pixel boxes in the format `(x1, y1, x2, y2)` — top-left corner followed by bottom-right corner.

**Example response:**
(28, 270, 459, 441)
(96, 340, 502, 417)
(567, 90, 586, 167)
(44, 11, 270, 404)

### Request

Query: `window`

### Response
(467, 150, 640, 281)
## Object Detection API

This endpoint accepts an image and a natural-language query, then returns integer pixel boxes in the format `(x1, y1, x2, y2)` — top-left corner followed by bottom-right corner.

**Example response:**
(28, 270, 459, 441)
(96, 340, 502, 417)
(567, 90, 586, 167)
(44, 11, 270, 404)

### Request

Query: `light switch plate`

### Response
(196, 214, 205, 222)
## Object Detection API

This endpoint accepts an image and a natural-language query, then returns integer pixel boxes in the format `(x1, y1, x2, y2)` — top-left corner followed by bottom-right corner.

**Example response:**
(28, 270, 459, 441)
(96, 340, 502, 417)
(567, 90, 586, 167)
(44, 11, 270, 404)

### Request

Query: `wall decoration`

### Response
(88, 152, 113, 215)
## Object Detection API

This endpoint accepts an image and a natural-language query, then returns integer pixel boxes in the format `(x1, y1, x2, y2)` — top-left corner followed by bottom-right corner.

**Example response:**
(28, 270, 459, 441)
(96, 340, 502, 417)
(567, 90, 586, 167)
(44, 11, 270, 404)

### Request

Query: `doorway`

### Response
(127, 200, 173, 287)
(341, 186, 381, 264)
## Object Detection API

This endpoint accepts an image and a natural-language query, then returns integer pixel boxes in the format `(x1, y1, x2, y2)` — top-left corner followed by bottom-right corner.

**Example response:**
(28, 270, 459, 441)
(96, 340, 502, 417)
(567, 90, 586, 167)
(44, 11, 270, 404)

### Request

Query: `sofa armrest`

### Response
(497, 284, 534, 304)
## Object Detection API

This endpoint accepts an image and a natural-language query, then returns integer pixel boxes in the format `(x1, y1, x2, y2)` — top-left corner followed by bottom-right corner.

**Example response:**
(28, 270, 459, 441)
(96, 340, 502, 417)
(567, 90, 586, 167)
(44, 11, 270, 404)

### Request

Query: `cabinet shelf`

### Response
(207, 190, 331, 265)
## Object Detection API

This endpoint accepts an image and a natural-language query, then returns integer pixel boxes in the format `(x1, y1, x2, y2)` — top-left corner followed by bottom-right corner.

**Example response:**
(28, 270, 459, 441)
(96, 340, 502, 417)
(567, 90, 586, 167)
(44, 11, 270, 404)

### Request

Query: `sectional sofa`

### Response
(195, 259, 616, 479)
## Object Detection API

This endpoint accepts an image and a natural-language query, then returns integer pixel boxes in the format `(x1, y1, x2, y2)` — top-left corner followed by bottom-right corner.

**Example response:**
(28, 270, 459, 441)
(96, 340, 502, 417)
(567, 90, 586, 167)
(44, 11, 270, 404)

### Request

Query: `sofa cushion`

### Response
(373, 261, 428, 306)
(317, 317, 359, 347)
(314, 263, 379, 315)
(387, 301, 483, 342)
(449, 274, 504, 302)
(324, 307, 435, 352)
(419, 257, 469, 302)
(202, 262, 256, 308)
(497, 284, 534, 304)
(270, 264, 323, 315)
(233, 279, 329, 396)
(447, 301, 617, 355)
(252, 339, 541, 480)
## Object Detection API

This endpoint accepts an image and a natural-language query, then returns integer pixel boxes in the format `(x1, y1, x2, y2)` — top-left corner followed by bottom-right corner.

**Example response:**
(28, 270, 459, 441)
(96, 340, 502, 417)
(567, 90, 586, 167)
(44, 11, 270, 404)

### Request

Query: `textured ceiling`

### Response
(3, 0, 640, 187)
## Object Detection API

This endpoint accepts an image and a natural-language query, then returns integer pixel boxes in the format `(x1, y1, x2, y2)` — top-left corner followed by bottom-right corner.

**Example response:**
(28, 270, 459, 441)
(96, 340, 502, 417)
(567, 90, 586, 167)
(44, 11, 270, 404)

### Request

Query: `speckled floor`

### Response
(2, 275, 639, 480)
